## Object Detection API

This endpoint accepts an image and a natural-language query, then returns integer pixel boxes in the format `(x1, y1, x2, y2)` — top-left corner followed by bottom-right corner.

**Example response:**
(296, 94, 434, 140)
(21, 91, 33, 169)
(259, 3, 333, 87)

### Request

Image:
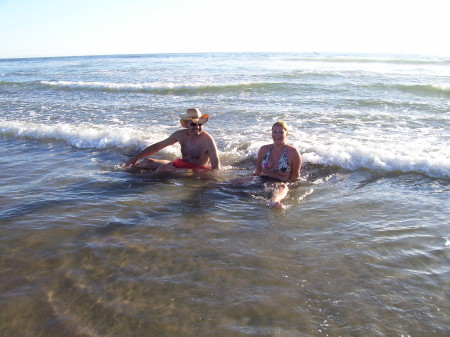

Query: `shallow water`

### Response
(1, 52, 449, 336)
(1, 137, 449, 336)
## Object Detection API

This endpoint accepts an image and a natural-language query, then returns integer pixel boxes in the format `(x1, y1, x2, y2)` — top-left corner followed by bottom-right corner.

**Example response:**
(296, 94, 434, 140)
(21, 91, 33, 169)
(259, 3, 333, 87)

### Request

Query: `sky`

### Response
(0, 0, 448, 58)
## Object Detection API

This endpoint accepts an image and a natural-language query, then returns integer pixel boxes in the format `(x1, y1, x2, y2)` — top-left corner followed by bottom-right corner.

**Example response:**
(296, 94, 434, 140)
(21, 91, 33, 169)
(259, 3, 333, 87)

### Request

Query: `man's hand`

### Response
(124, 156, 137, 168)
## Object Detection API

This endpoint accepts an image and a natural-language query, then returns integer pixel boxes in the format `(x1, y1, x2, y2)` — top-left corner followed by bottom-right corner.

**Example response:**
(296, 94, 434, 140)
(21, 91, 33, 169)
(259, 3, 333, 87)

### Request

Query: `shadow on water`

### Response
(0, 176, 151, 223)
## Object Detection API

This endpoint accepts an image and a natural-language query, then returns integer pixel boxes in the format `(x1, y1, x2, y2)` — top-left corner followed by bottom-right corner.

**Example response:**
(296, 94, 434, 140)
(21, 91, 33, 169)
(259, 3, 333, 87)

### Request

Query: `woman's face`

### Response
(272, 125, 287, 145)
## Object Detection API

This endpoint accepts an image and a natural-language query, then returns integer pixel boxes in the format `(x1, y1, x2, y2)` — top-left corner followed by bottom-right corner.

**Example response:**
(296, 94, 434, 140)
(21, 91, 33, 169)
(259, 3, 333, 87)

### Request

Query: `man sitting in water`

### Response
(124, 108, 220, 172)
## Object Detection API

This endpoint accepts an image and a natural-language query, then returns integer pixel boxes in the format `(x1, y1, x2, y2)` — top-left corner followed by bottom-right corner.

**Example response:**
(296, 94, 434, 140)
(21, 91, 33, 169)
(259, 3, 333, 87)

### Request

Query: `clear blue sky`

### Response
(0, 0, 448, 58)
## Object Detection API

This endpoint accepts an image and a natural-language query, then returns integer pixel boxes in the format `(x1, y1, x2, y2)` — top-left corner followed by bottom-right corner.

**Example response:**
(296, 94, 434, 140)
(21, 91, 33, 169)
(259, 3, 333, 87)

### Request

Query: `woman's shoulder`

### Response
(260, 143, 272, 150)
(258, 144, 272, 153)
(286, 145, 301, 156)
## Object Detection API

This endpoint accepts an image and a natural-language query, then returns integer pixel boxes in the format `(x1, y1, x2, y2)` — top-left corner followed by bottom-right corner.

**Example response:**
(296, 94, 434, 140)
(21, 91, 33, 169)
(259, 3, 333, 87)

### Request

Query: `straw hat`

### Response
(179, 108, 209, 127)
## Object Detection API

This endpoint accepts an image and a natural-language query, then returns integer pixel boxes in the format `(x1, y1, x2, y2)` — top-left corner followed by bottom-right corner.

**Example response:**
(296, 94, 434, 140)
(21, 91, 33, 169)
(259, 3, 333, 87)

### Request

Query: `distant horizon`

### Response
(2, 49, 449, 61)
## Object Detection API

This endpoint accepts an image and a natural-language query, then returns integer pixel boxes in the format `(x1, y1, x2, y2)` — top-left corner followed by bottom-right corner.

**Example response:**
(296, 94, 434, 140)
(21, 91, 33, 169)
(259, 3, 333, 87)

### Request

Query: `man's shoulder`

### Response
(199, 130, 215, 140)
(170, 129, 187, 139)
(197, 132, 218, 150)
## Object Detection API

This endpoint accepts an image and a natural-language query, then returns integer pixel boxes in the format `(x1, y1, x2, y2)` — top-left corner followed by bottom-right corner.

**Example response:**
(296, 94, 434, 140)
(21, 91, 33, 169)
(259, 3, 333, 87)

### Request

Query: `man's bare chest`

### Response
(180, 138, 207, 159)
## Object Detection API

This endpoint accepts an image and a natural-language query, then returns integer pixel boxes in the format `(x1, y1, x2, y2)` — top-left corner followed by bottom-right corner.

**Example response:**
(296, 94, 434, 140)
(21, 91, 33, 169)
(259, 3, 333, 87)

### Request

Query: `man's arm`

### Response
(207, 135, 220, 170)
(125, 133, 179, 167)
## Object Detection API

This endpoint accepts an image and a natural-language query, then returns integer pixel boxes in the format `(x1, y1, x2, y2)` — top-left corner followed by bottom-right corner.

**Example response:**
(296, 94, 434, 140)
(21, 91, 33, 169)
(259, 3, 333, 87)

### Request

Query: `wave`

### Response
(301, 145, 450, 181)
(4, 78, 448, 99)
(0, 120, 144, 149)
(286, 55, 450, 66)
(0, 80, 28, 88)
(1, 120, 449, 180)
(0, 79, 291, 95)
(39, 80, 276, 94)
(394, 84, 450, 97)
(351, 82, 450, 99)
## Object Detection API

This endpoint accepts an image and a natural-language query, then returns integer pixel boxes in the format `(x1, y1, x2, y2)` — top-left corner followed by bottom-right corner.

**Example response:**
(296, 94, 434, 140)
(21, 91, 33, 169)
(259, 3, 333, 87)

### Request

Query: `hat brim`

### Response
(180, 114, 209, 127)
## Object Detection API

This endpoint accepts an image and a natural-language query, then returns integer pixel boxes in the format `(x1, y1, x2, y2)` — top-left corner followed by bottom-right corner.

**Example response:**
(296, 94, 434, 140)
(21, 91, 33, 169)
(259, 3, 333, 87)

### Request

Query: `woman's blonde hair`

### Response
(272, 121, 289, 132)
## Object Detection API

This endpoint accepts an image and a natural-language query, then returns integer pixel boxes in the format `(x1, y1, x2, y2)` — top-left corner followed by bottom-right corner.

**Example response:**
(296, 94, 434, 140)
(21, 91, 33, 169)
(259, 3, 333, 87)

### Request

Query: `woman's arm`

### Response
(254, 145, 268, 176)
(288, 146, 302, 182)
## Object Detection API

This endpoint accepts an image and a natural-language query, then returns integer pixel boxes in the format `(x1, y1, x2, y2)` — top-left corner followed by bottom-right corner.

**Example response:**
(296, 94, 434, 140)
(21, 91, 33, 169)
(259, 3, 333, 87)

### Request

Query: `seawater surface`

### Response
(0, 52, 449, 336)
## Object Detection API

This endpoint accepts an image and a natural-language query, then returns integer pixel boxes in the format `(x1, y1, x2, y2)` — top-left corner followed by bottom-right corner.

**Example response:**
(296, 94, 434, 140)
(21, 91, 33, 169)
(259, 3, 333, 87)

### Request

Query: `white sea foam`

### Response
(40, 80, 258, 92)
(3, 120, 448, 179)
(301, 140, 450, 179)
(1, 120, 146, 149)
(41, 80, 177, 91)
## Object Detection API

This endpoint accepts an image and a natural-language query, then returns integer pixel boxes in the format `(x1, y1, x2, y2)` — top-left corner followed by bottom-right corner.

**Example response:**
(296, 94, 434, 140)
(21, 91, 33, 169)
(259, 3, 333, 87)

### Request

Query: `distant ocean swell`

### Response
(2, 120, 449, 180)
(286, 56, 450, 65)
(38, 80, 276, 94)
(2, 80, 448, 99)
(393, 84, 450, 97)
(1, 53, 448, 65)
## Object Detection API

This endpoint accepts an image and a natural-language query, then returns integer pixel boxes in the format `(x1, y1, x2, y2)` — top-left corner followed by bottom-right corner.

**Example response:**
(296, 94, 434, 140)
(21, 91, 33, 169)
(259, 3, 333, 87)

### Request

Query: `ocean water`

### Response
(0, 52, 449, 336)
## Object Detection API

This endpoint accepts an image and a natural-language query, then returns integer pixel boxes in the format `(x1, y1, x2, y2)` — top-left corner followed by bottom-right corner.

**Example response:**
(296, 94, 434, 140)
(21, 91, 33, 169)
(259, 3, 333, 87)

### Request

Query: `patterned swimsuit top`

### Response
(261, 146, 291, 173)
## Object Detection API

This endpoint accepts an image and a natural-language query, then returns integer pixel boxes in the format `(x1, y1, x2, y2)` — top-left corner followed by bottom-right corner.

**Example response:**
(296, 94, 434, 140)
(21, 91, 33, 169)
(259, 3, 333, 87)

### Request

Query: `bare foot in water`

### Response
(270, 201, 285, 209)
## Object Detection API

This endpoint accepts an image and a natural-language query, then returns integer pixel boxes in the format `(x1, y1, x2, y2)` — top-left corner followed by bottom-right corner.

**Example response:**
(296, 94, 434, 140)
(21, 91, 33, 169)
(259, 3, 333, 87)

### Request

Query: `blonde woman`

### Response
(234, 121, 302, 208)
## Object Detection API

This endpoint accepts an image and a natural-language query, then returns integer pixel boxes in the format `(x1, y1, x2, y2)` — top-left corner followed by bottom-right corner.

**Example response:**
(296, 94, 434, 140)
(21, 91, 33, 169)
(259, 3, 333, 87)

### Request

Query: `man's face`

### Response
(188, 122, 203, 135)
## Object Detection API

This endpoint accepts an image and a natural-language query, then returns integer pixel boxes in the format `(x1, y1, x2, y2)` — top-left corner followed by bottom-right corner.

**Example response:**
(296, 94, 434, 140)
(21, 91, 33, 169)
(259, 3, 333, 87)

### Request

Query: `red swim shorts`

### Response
(172, 158, 210, 170)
